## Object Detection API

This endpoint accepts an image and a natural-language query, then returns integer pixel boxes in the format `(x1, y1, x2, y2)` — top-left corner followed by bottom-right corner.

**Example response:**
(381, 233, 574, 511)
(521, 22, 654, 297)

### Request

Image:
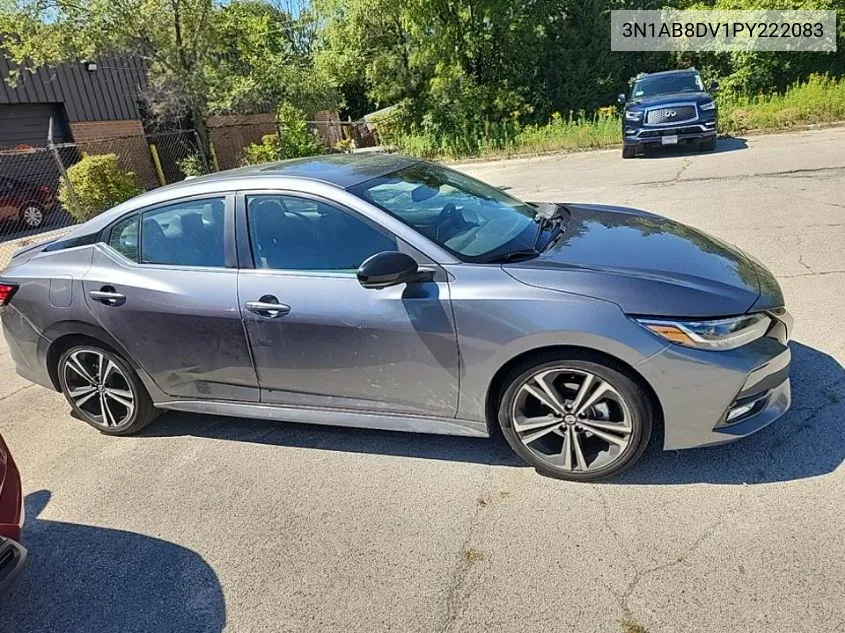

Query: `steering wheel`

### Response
(435, 202, 461, 241)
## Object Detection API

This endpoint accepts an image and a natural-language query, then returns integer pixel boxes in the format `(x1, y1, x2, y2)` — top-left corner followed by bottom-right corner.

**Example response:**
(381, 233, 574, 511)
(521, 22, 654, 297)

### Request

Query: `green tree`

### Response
(0, 0, 218, 149)
(207, 1, 340, 115)
(0, 0, 342, 148)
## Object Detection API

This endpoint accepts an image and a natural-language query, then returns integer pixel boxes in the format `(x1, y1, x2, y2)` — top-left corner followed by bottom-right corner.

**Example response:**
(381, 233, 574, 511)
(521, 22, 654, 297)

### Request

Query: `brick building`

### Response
(0, 55, 163, 189)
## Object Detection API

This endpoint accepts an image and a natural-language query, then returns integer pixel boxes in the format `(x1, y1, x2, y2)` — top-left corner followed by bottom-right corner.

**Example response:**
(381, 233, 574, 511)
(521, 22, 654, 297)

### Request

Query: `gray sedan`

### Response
(0, 155, 792, 481)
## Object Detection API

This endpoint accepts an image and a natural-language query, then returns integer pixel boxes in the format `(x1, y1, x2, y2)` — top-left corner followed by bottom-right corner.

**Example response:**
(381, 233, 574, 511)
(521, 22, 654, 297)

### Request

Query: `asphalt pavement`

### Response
(1, 127, 843, 633)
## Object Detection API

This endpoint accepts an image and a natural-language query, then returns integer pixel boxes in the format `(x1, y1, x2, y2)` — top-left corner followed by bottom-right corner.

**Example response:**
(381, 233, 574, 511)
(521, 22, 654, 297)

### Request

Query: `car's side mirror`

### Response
(357, 251, 431, 289)
(617, 93, 626, 105)
(708, 81, 719, 93)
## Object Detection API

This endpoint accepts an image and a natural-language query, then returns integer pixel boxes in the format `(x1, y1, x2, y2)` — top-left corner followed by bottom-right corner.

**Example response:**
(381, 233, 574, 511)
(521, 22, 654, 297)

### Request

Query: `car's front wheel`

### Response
(699, 137, 716, 152)
(58, 344, 159, 435)
(621, 144, 636, 159)
(498, 354, 653, 481)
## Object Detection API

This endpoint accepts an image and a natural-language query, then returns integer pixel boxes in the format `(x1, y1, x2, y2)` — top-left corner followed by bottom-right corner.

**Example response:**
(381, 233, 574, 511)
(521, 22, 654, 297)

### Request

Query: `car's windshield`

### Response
(349, 162, 538, 261)
(632, 73, 703, 99)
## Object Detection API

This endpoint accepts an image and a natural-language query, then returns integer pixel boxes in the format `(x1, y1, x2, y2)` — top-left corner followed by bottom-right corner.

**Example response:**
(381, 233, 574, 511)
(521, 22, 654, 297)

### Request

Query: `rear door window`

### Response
(140, 198, 226, 267)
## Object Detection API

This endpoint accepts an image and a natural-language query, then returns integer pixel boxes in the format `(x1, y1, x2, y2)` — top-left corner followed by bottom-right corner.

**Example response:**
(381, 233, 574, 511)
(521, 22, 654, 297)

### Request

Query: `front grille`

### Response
(639, 126, 703, 138)
(645, 105, 697, 125)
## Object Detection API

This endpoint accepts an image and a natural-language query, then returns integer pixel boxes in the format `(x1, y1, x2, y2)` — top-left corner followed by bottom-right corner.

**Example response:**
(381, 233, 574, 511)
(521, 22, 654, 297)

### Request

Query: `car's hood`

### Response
(627, 92, 713, 108)
(506, 203, 783, 318)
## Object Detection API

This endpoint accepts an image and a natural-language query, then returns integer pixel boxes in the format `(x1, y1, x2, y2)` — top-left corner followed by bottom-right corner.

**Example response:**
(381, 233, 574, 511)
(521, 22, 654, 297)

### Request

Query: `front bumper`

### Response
(0, 537, 26, 594)
(624, 122, 716, 147)
(637, 311, 792, 451)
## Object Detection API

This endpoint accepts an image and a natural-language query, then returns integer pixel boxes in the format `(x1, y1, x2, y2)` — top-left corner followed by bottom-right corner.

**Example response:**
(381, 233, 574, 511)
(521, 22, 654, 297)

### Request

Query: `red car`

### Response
(0, 175, 55, 229)
(0, 432, 25, 593)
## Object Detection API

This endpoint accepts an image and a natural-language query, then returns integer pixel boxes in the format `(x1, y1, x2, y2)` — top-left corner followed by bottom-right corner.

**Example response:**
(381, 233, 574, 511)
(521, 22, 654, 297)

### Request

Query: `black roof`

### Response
(638, 68, 699, 79)
(256, 153, 420, 188)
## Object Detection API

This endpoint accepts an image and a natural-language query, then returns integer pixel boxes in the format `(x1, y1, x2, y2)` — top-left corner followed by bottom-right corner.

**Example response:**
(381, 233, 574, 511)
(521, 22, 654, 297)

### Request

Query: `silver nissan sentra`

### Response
(0, 154, 792, 481)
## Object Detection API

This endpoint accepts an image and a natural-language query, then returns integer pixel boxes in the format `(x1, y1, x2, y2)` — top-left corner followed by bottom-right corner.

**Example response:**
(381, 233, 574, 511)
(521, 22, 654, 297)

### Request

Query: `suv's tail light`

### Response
(0, 283, 18, 306)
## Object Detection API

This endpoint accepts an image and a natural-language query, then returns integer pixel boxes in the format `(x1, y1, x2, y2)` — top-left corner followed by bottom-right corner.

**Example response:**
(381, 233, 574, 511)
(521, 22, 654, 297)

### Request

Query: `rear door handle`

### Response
(89, 288, 126, 306)
(245, 298, 291, 318)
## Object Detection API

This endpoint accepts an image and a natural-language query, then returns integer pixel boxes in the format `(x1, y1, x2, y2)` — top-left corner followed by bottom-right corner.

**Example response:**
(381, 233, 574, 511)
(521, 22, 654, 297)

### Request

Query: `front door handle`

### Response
(89, 287, 126, 306)
(245, 296, 291, 318)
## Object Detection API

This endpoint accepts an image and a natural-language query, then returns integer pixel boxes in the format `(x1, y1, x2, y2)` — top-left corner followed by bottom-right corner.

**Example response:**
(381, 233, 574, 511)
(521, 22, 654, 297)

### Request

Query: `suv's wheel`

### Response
(58, 344, 159, 435)
(498, 355, 653, 481)
(699, 137, 716, 152)
(621, 144, 636, 159)
(19, 203, 46, 228)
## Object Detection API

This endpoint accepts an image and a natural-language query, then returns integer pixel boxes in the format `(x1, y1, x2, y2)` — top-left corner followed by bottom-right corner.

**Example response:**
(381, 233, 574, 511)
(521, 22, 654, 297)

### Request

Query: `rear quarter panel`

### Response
(1, 246, 95, 389)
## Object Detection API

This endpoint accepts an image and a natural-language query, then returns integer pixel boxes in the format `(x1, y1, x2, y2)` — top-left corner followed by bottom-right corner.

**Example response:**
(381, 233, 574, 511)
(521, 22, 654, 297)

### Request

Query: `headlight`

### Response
(634, 314, 771, 350)
(624, 110, 642, 121)
(700, 100, 716, 111)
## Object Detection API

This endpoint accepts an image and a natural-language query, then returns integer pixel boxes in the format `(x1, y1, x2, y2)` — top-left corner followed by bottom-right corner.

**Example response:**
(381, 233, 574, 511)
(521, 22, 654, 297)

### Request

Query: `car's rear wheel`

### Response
(18, 203, 46, 228)
(58, 344, 159, 435)
(498, 355, 652, 481)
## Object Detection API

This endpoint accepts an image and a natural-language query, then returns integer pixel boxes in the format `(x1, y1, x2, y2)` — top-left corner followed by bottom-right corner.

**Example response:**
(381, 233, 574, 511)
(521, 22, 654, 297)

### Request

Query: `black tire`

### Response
(699, 137, 716, 152)
(497, 353, 653, 482)
(621, 144, 636, 159)
(58, 344, 159, 436)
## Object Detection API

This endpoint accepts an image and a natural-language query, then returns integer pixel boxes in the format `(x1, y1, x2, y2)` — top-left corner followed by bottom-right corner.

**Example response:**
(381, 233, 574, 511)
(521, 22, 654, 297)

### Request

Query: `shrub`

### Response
(241, 102, 325, 166)
(176, 153, 206, 178)
(333, 138, 356, 153)
(59, 153, 141, 222)
(241, 134, 283, 166)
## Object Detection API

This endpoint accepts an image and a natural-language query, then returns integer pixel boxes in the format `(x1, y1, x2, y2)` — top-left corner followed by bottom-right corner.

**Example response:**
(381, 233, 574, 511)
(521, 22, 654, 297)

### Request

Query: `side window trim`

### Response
(235, 190, 400, 273)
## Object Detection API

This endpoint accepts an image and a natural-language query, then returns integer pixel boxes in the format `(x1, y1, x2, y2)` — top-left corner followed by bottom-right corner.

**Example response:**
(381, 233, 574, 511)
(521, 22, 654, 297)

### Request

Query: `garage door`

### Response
(0, 104, 73, 193)
(0, 103, 71, 146)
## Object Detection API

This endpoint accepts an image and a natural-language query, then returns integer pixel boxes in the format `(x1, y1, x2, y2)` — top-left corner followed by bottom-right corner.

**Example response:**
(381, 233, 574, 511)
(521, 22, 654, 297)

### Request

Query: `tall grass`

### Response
(509, 110, 620, 156)
(719, 74, 845, 133)
(385, 74, 845, 161)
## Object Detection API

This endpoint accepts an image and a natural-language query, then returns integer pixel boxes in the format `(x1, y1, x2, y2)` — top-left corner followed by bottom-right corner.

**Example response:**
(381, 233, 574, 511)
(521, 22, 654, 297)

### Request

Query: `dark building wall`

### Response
(0, 55, 148, 122)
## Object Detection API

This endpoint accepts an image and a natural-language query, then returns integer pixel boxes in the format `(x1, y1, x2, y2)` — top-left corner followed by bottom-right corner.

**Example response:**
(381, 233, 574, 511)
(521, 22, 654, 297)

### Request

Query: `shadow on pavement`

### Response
(142, 341, 841, 485)
(0, 491, 225, 633)
(146, 410, 524, 468)
(639, 136, 748, 158)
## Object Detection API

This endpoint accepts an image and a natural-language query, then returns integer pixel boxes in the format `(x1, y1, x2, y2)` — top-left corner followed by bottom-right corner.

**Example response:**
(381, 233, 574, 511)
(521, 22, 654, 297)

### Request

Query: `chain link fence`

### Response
(0, 128, 207, 268)
(306, 119, 380, 151)
(0, 115, 385, 268)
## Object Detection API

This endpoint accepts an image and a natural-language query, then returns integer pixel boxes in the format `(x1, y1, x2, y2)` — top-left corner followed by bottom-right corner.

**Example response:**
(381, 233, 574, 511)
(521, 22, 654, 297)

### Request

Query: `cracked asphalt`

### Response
(1, 127, 844, 633)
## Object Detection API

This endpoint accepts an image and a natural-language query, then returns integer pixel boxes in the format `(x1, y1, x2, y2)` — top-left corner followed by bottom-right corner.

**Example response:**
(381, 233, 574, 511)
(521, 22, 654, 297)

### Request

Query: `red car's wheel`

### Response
(18, 202, 46, 228)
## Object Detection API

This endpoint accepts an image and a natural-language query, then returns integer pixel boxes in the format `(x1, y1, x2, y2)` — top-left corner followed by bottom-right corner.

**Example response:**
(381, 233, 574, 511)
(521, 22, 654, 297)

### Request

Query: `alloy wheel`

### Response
(22, 205, 43, 227)
(63, 349, 135, 429)
(511, 367, 633, 473)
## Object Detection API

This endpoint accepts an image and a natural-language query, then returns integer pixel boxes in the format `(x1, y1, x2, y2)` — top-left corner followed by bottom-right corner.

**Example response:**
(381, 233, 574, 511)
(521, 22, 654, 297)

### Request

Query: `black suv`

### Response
(618, 68, 719, 159)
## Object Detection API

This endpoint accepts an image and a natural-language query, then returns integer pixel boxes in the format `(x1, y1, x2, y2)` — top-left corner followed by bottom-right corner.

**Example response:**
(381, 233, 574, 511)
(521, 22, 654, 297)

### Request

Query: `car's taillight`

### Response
(0, 283, 18, 306)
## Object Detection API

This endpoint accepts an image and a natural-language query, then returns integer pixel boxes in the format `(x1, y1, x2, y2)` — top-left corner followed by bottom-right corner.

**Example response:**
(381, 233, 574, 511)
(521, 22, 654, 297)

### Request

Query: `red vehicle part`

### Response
(0, 432, 26, 593)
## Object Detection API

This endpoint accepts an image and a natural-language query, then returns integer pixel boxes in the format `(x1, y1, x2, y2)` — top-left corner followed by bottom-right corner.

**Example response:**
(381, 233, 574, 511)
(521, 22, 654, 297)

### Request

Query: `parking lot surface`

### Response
(1, 128, 844, 633)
